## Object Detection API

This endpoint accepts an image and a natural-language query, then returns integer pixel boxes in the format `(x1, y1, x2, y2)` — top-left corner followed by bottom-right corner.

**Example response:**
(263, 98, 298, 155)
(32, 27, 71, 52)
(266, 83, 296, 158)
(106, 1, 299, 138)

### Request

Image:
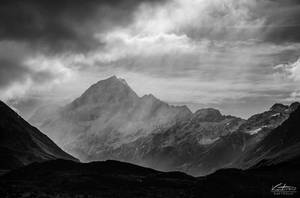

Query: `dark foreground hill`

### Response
(0, 101, 78, 170)
(0, 157, 299, 198)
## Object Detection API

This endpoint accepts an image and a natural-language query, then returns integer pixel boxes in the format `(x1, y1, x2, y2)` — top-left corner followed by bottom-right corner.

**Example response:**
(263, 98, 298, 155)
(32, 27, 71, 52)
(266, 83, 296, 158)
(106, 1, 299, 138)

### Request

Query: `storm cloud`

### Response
(0, 0, 168, 52)
(1, 0, 300, 118)
(0, 0, 168, 99)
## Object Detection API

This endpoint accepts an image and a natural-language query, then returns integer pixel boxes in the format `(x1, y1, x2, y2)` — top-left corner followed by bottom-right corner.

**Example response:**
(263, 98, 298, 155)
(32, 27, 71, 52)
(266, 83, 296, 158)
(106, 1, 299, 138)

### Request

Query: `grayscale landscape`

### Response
(0, 0, 300, 197)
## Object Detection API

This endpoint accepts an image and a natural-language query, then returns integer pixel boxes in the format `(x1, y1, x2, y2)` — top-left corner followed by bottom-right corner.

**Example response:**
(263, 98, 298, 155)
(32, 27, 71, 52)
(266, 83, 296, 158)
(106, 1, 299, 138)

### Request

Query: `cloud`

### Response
(0, 0, 168, 53)
(274, 57, 300, 81)
(55, 0, 300, 119)
(127, 0, 300, 44)
(0, 59, 29, 89)
(1, 0, 300, 118)
(0, 41, 72, 100)
(261, 0, 300, 44)
(284, 90, 300, 102)
(0, 41, 32, 89)
(127, 0, 266, 42)
(0, 0, 170, 101)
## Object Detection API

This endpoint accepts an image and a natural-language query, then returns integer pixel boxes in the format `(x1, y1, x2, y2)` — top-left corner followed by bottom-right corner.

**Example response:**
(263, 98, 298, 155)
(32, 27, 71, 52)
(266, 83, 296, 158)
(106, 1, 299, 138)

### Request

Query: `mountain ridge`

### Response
(30, 76, 192, 161)
(0, 100, 78, 169)
(28, 76, 300, 175)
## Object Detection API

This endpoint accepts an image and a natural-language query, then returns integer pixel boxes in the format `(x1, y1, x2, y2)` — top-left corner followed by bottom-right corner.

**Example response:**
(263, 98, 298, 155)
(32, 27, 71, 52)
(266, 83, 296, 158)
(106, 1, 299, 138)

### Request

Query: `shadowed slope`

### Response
(0, 155, 299, 198)
(0, 101, 78, 169)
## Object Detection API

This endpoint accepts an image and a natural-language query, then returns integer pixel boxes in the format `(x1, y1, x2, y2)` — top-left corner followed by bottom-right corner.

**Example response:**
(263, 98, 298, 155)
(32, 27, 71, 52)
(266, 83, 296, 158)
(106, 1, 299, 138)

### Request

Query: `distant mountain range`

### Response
(29, 76, 300, 175)
(1, 106, 300, 197)
(0, 101, 78, 169)
(1, 75, 300, 197)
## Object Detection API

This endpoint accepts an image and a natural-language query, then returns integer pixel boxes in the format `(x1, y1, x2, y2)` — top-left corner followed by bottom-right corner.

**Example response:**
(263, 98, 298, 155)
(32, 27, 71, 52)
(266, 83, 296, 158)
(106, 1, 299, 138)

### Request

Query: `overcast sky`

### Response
(1, 0, 300, 118)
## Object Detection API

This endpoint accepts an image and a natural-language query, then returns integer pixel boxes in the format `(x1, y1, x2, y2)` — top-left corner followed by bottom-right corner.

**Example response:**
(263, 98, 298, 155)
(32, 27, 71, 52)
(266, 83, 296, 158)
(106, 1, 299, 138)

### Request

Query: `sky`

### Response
(0, 0, 300, 119)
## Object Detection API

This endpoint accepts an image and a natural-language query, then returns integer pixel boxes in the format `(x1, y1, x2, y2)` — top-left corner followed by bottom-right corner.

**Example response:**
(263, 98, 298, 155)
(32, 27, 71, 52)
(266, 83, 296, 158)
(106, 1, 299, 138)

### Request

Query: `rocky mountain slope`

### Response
(236, 103, 300, 169)
(31, 76, 192, 161)
(0, 101, 78, 170)
(4, 104, 299, 197)
(30, 76, 300, 175)
(104, 102, 299, 175)
(107, 108, 245, 175)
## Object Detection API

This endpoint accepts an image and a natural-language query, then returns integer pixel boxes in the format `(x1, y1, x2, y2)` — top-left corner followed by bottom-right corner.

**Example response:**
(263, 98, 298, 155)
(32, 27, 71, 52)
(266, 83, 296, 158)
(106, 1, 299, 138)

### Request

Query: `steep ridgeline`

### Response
(30, 76, 300, 175)
(107, 108, 244, 173)
(0, 101, 78, 170)
(236, 103, 300, 169)
(103, 102, 299, 175)
(186, 102, 300, 174)
(31, 76, 192, 161)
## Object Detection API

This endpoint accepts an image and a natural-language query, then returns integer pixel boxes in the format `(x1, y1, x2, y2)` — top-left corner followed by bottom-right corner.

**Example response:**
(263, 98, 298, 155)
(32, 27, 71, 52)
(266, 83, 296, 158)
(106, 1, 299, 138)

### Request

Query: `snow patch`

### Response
(248, 125, 269, 135)
(248, 128, 261, 135)
(271, 113, 280, 117)
(198, 137, 220, 145)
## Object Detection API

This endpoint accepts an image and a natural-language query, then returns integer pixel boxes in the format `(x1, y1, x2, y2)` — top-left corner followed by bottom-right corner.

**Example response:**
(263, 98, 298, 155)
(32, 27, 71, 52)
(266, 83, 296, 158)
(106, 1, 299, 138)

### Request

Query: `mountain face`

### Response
(31, 76, 192, 161)
(236, 103, 300, 168)
(106, 108, 245, 174)
(97, 103, 299, 175)
(185, 102, 300, 174)
(237, 102, 298, 135)
(93, 102, 299, 175)
(0, 101, 78, 170)
(30, 76, 300, 175)
(189, 102, 300, 172)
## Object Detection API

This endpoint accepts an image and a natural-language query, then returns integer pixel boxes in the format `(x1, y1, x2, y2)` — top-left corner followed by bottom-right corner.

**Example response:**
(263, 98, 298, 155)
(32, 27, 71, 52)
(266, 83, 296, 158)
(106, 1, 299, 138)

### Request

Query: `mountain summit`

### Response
(30, 76, 300, 175)
(31, 76, 192, 161)
(69, 76, 138, 109)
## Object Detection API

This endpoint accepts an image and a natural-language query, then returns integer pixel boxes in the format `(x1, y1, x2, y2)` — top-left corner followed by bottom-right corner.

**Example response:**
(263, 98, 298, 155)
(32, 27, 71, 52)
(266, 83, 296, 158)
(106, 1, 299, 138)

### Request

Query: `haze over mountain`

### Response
(1, 102, 300, 197)
(0, 101, 78, 170)
(104, 100, 299, 175)
(1, 1, 300, 197)
(30, 76, 192, 161)
(30, 76, 300, 175)
(2, 0, 300, 120)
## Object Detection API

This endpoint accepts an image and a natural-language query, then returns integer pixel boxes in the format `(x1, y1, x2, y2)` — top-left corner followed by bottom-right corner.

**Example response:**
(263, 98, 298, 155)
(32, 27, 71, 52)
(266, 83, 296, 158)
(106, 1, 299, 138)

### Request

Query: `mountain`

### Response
(30, 76, 300, 175)
(0, 101, 78, 170)
(237, 102, 298, 135)
(2, 105, 300, 197)
(0, 155, 299, 198)
(183, 102, 300, 174)
(30, 76, 192, 161)
(236, 102, 300, 168)
(107, 108, 245, 175)
(103, 102, 299, 175)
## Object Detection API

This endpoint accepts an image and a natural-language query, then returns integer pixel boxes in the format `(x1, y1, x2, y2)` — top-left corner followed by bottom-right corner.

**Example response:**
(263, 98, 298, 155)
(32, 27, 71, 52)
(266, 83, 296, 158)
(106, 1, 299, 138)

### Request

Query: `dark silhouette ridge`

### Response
(0, 101, 78, 169)
(0, 155, 299, 198)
